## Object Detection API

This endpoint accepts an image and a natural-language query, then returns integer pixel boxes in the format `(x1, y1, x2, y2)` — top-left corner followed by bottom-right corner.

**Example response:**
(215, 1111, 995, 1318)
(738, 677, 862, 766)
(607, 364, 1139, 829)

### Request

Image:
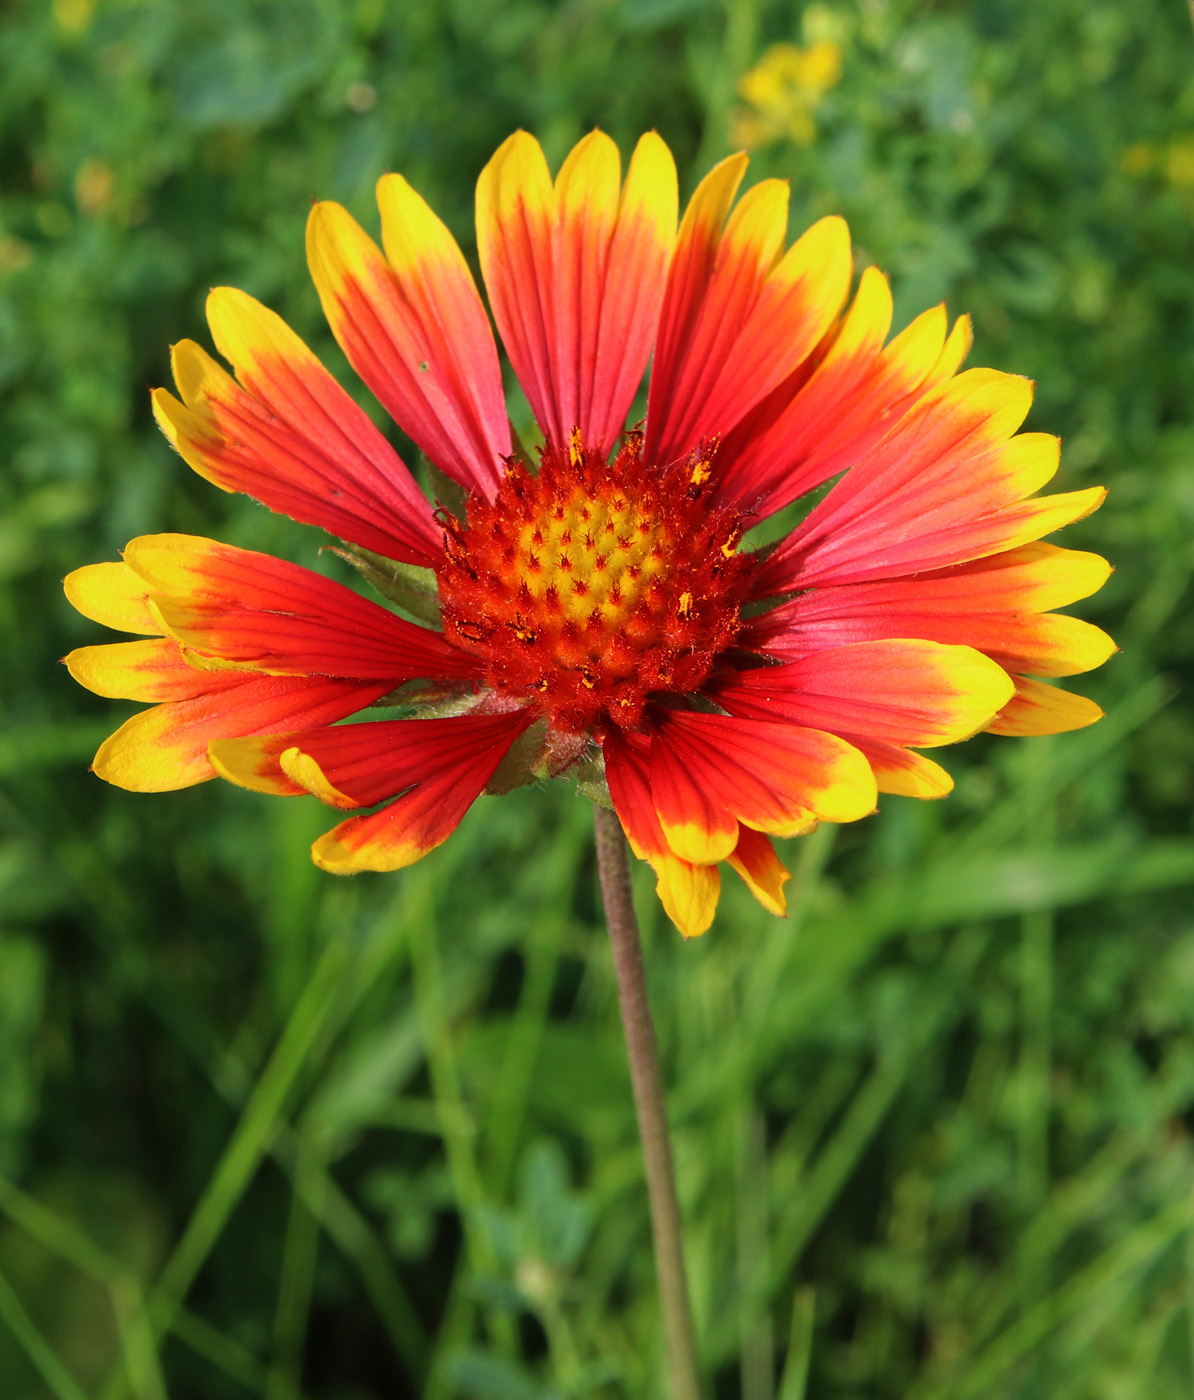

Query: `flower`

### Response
(731, 41, 844, 151)
(64, 131, 1115, 937)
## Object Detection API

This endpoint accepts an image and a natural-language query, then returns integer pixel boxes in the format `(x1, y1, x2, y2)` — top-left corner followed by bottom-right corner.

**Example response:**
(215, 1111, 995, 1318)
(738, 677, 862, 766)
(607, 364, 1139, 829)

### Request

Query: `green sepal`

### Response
(485, 718, 549, 795)
(368, 680, 483, 717)
(329, 544, 442, 625)
(569, 743, 613, 809)
(423, 457, 469, 521)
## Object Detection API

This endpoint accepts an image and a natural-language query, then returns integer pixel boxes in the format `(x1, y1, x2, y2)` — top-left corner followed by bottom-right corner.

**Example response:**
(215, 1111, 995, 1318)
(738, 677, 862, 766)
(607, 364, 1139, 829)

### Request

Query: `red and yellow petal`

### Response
(648, 161, 777, 467)
(690, 215, 852, 454)
(923, 311, 975, 389)
(603, 728, 721, 938)
(931, 487, 1109, 569)
(759, 360, 1106, 593)
(64, 638, 244, 702)
(713, 265, 896, 511)
(374, 170, 513, 487)
(122, 533, 475, 682)
(715, 271, 975, 518)
(586, 133, 679, 451)
(475, 133, 557, 441)
(302, 711, 537, 874)
(476, 130, 678, 455)
(918, 541, 1110, 611)
(151, 289, 441, 566)
(649, 729, 742, 863)
(307, 196, 509, 498)
(867, 613, 1114, 679)
(987, 675, 1104, 736)
(64, 561, 159, 635)
(651, 856, 722, 941)
(91, 676, 389, 792)
(480, 130, 610, 452)
(725, 824, 791, 915)
(768, 485, 1107, 597)
(837, 737, 955, 799)
(206, 731, 308, 799)
(648, 151, 747, 426)
(777, 368, 1040, 575)
(753, 543, 1111, 642)
(649, 709, 875, 865)
(654, 178, 794, 457)
(211, 711, 530, 808)
(711, 641, 1014, 749)
(208, 731, 367, 806)
(647, 155, 852, 466)
(748, 554, 1117, 680)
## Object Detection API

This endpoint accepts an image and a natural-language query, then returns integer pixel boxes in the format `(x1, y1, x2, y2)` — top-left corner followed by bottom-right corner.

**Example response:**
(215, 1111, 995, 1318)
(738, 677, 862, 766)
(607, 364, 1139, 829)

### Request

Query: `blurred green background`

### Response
(1, 0, 1193, 1395)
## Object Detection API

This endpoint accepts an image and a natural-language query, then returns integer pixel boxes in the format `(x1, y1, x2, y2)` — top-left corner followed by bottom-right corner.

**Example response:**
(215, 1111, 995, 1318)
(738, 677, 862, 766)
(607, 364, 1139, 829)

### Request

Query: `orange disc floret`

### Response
(437, 431, 755, 732)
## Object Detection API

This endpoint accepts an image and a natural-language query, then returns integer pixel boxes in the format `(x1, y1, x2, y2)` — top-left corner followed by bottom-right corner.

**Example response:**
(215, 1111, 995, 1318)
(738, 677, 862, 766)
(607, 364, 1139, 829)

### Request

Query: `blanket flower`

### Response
(64, 131, 1114, 936)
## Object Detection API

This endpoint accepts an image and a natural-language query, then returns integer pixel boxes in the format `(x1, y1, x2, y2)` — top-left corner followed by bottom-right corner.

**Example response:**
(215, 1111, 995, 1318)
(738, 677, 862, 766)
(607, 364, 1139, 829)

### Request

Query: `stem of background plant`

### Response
(593, 805, 702, 1400)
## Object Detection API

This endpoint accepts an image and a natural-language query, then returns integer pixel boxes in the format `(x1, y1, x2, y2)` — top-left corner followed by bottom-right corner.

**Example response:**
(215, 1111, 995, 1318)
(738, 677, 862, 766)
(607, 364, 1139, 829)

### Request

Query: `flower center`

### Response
(437, 431, 755, 733)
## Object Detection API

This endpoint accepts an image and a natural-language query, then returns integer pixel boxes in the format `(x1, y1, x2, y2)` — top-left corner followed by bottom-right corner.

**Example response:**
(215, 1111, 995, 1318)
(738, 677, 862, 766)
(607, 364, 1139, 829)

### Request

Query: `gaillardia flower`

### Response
(64, 132, 1115, 937)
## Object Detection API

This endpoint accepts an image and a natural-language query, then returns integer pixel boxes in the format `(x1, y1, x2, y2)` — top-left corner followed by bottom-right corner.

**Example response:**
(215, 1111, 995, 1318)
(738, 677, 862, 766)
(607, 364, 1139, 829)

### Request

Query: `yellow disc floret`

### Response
(437, 432, 755, 732)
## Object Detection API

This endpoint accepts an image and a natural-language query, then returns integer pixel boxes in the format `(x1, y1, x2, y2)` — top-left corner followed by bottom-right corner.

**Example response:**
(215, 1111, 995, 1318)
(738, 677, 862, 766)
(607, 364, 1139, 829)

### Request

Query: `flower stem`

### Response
(594, 805, 702, 1400)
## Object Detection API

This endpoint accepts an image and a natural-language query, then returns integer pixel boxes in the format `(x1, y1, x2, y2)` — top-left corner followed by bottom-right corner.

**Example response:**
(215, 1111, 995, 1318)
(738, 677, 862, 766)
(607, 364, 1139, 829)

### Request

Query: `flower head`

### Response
(64, 131, 1114, 937)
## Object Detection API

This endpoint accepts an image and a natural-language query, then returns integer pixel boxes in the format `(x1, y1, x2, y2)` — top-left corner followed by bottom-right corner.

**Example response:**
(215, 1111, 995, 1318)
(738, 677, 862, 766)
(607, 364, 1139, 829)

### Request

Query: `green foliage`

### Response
(1, 0, 1193, 1396)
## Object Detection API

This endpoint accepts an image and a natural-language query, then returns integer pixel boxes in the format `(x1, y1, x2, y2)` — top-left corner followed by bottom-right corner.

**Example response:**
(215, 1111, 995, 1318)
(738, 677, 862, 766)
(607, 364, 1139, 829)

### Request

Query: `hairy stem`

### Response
(594, 805, 702, 1400)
